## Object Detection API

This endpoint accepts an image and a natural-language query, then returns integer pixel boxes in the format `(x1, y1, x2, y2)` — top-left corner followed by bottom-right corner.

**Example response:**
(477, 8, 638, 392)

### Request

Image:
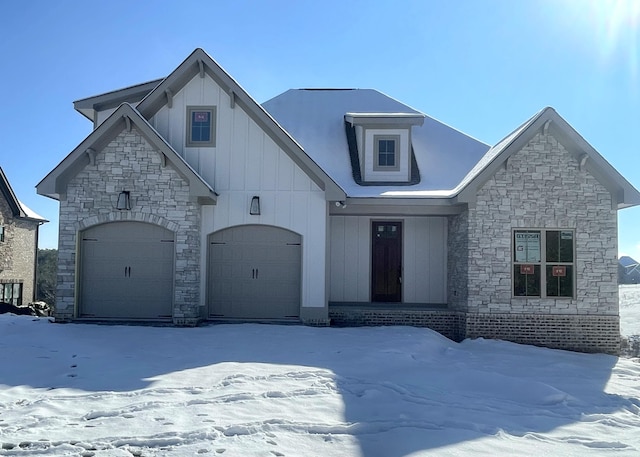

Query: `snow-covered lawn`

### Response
(1, 289, 639, 456)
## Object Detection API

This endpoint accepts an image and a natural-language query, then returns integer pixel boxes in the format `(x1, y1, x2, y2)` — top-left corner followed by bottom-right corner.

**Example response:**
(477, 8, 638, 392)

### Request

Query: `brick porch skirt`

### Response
(328, 304, 620, 354)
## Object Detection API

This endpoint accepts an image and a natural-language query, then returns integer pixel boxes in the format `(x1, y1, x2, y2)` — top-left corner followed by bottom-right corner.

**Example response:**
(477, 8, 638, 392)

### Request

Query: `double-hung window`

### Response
(513, 229, 575, 298)
(186, 106, 216, 147)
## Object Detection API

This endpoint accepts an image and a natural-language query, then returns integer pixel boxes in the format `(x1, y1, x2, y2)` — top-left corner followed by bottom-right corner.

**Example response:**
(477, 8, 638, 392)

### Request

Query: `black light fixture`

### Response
(249, 196, 260, 215)
(116, 191, 131, 210)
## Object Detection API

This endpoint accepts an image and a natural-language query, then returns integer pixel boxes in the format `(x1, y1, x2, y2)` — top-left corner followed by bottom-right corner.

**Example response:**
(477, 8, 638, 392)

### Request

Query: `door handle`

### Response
(255, 268, 258, 279)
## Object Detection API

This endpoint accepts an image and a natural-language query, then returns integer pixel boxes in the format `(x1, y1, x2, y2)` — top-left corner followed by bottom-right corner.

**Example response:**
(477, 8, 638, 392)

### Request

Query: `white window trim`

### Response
(512, 228, 576, 298)
(373, 134, 400, 171)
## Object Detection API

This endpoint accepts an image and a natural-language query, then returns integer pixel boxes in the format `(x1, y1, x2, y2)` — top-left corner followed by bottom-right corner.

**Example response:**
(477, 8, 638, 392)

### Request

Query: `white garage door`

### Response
(79, 222, 174, 319)
(208, 225, 301, 319)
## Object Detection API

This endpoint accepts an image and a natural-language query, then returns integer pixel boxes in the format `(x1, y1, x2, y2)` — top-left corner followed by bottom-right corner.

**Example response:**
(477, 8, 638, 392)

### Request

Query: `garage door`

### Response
(79, 222, 174, 319)
(208, 225, 301, 319)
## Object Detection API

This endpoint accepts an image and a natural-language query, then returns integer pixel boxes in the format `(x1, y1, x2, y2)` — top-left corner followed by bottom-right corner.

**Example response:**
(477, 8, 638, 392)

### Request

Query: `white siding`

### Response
(329, 216, 447, 303)
(153, 73, 328, 311)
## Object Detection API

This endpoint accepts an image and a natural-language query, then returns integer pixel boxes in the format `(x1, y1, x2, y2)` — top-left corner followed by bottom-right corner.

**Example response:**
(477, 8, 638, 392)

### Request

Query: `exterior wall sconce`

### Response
(249, 196, 260, 215)
(116, 191, 131, 210)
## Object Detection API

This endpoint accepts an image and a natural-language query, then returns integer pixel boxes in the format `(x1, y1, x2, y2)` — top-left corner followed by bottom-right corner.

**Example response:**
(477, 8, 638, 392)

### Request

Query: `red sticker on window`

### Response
(520, 264, 534, 275)
(194, 112, 209, 122)
(552, 266, 566, 277)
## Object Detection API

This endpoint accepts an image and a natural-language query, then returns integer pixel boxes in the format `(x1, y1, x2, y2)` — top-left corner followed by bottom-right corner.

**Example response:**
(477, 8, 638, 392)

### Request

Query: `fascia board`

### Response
(136, 49, 346, 202)
(73, 79, 164, 122)
(0, 167, 25, 217)
(37, 104, 217, 204)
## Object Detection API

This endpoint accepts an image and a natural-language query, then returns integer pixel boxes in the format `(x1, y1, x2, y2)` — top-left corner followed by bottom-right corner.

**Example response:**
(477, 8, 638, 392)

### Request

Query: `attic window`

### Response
(373, 135, 400, 171)
(0, 226, 4, 242)
(186, 106, 216, 147)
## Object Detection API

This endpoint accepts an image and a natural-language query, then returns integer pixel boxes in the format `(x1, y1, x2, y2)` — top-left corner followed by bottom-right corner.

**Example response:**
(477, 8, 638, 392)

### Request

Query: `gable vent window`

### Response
(0, 226, 4, 242)
(186, 106, 217, 147)
(374, 135, 400, 171)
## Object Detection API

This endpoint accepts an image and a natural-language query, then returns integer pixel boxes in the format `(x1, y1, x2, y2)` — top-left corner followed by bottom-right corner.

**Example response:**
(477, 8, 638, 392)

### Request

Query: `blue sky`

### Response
(1, 0, 639, 257)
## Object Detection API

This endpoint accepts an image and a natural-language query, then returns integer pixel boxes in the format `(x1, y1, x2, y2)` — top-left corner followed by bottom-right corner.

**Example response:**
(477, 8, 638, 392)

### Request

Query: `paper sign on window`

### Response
(552, 266, 566, 277)
(520, 264, 535, 275)
(194, 112, 209, 122)
(515, 232, 541, 262)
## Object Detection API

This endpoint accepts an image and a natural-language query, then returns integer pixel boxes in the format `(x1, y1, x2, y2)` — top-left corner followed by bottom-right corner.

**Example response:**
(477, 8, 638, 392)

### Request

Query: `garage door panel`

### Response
(80, 222, 174, 319)
(208, 225, 301, 319)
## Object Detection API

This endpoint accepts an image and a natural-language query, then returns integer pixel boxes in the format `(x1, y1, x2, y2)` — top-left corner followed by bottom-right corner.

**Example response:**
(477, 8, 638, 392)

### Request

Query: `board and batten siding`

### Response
(329, 216, 447, 303)
(150, 74, 328, 314)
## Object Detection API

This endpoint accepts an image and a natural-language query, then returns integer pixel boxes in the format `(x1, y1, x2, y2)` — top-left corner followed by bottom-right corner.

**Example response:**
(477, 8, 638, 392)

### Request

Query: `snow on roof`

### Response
(262, 89, 490, 198)
(17, 199, 47, 221)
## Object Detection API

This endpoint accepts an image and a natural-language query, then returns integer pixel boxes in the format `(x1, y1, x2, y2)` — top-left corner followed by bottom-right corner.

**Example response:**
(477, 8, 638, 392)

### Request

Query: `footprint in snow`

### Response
(215, 449, 226, 454)
(270, 451, 284, 456)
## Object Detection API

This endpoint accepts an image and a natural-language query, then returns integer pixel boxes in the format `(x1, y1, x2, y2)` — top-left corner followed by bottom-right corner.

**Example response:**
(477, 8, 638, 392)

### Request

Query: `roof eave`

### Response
(136, 48, 345, 201)
(37, 103, 217, 205)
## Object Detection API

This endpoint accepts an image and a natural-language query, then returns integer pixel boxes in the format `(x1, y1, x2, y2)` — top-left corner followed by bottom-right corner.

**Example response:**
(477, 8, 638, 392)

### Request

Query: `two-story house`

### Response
(37, 49, 640, 353)
(1, 167, 47, 306)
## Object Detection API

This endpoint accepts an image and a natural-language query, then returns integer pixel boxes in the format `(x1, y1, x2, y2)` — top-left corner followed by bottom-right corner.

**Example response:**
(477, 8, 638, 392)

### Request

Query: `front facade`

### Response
(38, 49, 640, 354)
(0, 168, 47, 305)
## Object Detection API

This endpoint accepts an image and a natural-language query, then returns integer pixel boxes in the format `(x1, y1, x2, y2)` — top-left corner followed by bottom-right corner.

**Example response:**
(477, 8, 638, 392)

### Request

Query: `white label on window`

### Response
(515, 232, 540, 262)
(561, 231, 573, 240)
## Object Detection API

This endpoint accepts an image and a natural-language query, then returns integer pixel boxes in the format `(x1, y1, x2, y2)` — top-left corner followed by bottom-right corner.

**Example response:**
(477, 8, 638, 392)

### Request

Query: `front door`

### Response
(371, 221, 402, 302)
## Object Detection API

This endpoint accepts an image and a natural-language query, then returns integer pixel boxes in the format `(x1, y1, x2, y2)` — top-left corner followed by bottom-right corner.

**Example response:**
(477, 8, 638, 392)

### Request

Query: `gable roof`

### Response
(454, 107, 640, 209)
(263, 89, 491, 198)
(36, 103, 217, 204)
(0, 167, 47, 222)
(74, 79, 164, 122)
(135, 48, 344, 200)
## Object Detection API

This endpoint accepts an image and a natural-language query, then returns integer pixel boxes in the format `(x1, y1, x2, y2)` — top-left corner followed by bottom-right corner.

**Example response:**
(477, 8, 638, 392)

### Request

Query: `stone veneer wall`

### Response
(0, 195, 39, 303)
(56, 127, 201, 324)
(447, 211, 468, 311)
(461, 130, 619, 352)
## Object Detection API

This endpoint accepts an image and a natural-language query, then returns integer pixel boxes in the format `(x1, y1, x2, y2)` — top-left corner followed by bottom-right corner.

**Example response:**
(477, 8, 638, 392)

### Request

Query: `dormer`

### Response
(345, 112, 425, 184)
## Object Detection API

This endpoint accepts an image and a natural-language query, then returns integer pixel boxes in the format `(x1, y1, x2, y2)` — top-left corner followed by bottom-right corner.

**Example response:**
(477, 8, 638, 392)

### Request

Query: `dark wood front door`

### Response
(371, 221, 402, 302)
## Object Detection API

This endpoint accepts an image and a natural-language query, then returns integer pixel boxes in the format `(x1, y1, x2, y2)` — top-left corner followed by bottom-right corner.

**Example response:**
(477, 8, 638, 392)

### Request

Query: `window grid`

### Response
(186, 106, 216, 147)
(513, 229, 575, 298)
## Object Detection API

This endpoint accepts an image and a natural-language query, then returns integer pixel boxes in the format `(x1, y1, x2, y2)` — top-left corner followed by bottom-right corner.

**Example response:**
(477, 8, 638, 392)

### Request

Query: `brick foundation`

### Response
(329, 306, 620, 354)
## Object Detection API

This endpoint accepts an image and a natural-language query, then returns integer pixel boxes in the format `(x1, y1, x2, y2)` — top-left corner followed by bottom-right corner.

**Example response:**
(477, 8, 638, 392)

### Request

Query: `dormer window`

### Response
(345, 112, 424, 184)
(374, 135, 400, 171)
(186, 106, 216, 147)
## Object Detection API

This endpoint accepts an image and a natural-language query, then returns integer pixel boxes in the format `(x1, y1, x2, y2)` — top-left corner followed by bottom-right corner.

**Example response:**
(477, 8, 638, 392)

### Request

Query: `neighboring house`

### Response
(37, 49, 640, 354)
(0, 167, 47, 305)
(619, 256, 640, 284)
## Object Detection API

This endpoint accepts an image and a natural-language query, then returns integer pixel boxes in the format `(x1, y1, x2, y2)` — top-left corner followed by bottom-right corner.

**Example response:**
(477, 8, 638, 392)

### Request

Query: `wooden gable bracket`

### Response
(124, 116, 132, 132)
(198, 59, 205, 79)
(165, 89, 173, 109)
(229, 89, 236, 109)
(86, 148, 97, 166)
(578, 153, 589, 171)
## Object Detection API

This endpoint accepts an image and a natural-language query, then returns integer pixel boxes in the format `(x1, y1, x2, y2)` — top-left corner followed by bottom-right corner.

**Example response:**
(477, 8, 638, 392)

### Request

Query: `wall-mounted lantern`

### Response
(116, 191, 131, 210)
(249, 196, 260, 215)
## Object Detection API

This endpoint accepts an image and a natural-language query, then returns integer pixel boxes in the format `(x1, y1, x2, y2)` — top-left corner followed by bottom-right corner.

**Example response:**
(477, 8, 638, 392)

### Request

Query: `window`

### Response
(1, 282, 22, 306)
(513, 229, 574, 298)
(0, 226, 4, 242)
(186, 106, 216, 147)
(373, 135, 400, 171)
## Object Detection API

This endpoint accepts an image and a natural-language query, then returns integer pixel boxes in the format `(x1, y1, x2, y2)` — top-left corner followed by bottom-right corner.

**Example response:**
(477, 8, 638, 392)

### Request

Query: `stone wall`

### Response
(447, 211, 468, 311)
(56, 127, 201, 323)
(0, 195, 38, 303)
(466, 131, 618, 315)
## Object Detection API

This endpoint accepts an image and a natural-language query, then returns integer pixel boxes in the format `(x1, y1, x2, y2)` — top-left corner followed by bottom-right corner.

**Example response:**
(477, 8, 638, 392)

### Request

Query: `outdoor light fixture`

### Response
(249, 196, 260, 215)
(116, 191, 131, 210)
